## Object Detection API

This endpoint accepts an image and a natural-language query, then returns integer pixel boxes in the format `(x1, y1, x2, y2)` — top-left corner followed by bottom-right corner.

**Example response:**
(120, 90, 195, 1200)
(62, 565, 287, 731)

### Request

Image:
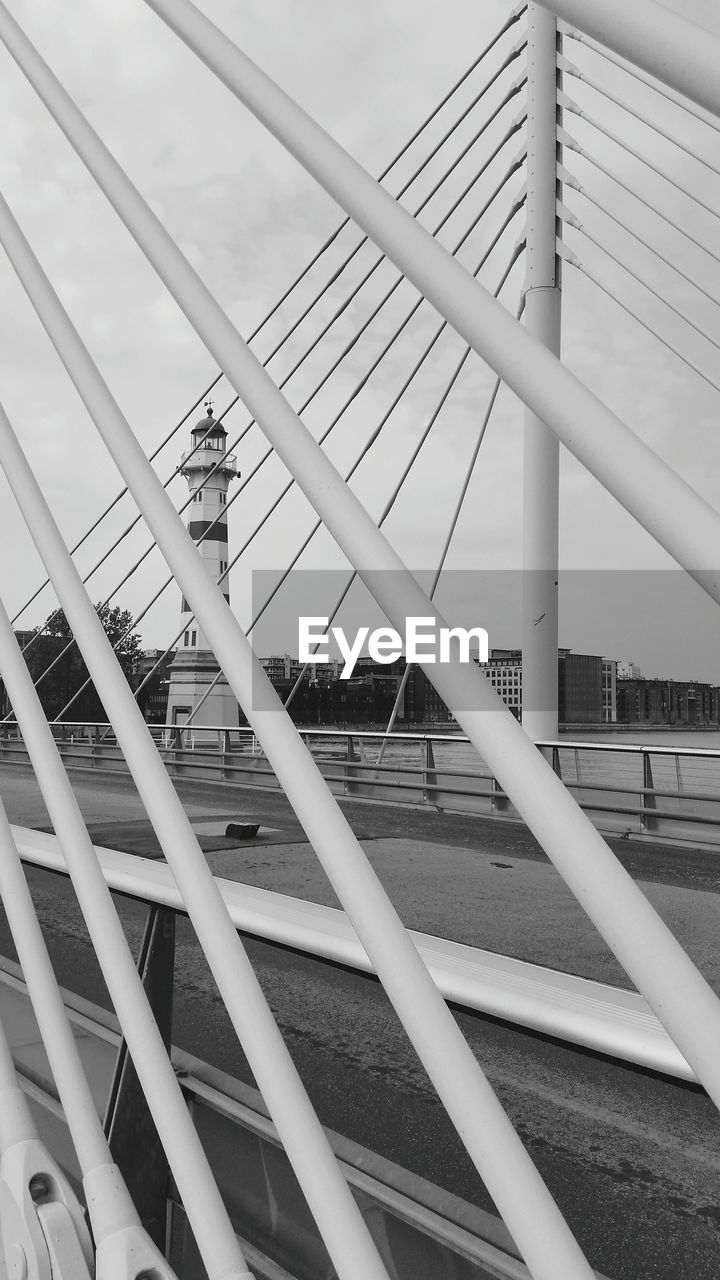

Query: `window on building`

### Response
(219, 491, 226, 505)
(183, 631, 189, 646)
(191, 630, 197, 646)
(219, 560, 227, 575)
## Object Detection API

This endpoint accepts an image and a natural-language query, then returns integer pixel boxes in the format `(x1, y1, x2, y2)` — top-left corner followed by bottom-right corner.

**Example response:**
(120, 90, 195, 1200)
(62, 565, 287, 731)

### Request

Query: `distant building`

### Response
(478, 649, 522, 720)
(558, 650, 603, 724)
(135, 649, 175, 724)
(616, 677, 720, 726)
(478, 649, 611, 725)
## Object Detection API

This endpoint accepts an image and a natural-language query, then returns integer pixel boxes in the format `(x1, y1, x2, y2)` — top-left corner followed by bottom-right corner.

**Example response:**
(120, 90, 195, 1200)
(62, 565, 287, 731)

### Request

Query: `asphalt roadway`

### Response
(2, 761, 720, 1280)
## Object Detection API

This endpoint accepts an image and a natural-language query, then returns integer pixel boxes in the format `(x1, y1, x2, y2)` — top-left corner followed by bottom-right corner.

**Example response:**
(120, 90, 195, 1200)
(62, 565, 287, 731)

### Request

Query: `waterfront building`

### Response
(616, 677, 720, 726)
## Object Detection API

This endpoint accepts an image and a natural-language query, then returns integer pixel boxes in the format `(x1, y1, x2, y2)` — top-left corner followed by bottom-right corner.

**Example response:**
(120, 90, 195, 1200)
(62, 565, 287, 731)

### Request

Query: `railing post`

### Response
(521, 4, 562, 742)
(641, 751, 657, 833)
(422, 738, 437, 805)
(104, 904, 175, 1249)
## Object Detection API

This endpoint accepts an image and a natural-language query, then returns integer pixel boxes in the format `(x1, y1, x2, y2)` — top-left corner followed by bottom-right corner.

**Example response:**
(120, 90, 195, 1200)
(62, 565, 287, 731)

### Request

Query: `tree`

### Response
(22, 603, 142, 723)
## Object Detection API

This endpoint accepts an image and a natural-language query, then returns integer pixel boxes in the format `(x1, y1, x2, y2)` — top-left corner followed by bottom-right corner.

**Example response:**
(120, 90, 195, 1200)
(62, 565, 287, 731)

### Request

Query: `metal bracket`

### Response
(0, 1130, 93, 1280)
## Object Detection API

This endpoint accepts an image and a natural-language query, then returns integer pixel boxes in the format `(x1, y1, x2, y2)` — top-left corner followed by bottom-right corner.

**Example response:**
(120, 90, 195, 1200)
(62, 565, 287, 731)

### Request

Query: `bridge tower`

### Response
(165, 402, 239, 733)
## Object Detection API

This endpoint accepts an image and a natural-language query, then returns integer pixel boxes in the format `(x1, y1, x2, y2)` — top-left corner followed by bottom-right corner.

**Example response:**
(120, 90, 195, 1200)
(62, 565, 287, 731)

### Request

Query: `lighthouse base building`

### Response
(165, 404, 239, 741)
(165, 647, 238, 737)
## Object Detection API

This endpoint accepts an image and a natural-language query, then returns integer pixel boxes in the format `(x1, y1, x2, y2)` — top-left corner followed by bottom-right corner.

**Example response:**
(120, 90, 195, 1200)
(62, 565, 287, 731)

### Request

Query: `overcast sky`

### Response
(0, 0, 719, 681)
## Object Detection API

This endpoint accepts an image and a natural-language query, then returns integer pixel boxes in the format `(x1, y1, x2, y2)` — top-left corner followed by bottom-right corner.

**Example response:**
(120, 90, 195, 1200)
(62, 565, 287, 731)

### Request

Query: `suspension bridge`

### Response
(0, 1, 719, 1278)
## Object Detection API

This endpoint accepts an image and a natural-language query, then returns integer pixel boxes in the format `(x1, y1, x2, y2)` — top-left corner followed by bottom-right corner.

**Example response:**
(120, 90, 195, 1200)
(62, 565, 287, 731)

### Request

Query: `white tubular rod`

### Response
(558, 54, 720, 181)
(5, 13, 720, 1273)
(534, 0, 720, 120)
(521, 4, 560, 743)
(0, 790, 109, 1175)
(130, 0, 720, 593)
(561, 25, 720, 137)
(0, 581, 251, 1277)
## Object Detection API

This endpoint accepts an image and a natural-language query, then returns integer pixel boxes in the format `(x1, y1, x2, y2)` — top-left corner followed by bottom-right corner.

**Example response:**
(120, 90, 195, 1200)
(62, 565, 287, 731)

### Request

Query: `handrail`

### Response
(8, 824, 696, 1085)
(6, 718, 720, 759)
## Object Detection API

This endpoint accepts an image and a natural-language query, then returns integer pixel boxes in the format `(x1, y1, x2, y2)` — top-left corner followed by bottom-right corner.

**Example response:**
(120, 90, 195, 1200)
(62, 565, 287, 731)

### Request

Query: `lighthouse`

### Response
(165, 402, 239, 735)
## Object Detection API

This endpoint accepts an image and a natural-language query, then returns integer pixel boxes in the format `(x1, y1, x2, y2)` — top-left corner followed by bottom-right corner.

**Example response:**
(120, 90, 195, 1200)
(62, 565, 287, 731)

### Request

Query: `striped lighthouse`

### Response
(166, 402, 239, 735)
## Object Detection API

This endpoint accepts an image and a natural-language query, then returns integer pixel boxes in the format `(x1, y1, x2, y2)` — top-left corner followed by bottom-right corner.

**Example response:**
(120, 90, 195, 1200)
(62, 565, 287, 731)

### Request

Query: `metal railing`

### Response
(3, 721, 720, 846)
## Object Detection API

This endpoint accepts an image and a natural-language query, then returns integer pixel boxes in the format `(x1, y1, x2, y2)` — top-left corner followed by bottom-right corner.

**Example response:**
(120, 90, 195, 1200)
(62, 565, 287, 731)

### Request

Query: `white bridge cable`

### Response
(534, 0, 720, 122)
(129, 170, 528, 711)
(0, 767, 177, 1276)
(9, 8, 526, 636)
(375, 350, 517, 764)
(556, 237, 720, 399)
(0, 33, 602, 1280)
(558, 126, 720, 272)
(559, 202, 720, 361)
(557, 202, 720, 396)
(133, 0, 720, 603)
(293, 298, 524, 743)
(560, 24, 720, 140)
(24, 135, 528, 721)
(15, 0, 720, 1158)
(557, 90, 720, 224)
(558, 162, 720, 313)
(8, 6, 720, 1278)
(183, 239, 525, 730)
(557, 52, 720, 181)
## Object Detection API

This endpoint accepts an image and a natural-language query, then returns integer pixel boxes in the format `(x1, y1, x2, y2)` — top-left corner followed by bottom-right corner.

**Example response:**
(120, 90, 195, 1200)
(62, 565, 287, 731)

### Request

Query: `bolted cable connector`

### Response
(556, 52, 583, 80)
(0, 1088, 93, 1280)
(557, 125, 583, 155)
(556, 198, 582, 232)
(557, 163, 582, 193)
(555, 238, 582, 270)
(556, 88, 582, 116)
